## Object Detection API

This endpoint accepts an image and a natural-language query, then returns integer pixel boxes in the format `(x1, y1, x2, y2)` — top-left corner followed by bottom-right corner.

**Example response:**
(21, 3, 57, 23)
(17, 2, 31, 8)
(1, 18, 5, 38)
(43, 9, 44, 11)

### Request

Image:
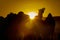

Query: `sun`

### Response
(28, 12, 37, 19)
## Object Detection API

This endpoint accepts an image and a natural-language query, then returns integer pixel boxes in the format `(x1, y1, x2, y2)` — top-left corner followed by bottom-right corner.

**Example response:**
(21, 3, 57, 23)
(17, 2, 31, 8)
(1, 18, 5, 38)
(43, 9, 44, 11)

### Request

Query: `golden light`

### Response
(28, 12, 37, 19)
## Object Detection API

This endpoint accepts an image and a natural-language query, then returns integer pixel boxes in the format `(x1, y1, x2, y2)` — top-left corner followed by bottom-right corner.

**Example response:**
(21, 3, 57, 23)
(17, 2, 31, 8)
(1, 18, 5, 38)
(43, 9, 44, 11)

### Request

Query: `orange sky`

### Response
(0, 0, 60, 17)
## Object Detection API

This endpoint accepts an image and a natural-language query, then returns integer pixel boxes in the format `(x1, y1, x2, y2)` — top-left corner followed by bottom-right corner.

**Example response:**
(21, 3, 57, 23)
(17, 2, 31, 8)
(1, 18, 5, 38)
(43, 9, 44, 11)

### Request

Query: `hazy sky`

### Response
(0, 0, 60, 17)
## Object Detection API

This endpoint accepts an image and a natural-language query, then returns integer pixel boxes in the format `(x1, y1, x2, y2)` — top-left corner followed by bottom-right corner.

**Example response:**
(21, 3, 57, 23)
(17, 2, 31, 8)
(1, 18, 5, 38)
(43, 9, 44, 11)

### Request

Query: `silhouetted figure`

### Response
(1, 12, 17, 40)
(45, 13, 55, 34)
(3, 11, 29, 40)
(46, 13, 55, 26)
(45, 13, 55, 40)
(4, 12, 24, 40)
(35, 8, 55, 40)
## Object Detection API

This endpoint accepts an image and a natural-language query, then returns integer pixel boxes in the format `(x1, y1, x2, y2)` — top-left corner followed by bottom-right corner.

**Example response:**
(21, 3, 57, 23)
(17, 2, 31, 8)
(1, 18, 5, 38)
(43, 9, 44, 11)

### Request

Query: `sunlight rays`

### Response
(27, 12, 38, 19)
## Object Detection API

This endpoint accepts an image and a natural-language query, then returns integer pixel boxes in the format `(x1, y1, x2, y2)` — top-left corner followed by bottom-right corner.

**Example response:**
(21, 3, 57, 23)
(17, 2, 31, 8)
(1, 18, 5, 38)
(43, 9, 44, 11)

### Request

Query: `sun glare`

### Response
(28, 12, 37, 19)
